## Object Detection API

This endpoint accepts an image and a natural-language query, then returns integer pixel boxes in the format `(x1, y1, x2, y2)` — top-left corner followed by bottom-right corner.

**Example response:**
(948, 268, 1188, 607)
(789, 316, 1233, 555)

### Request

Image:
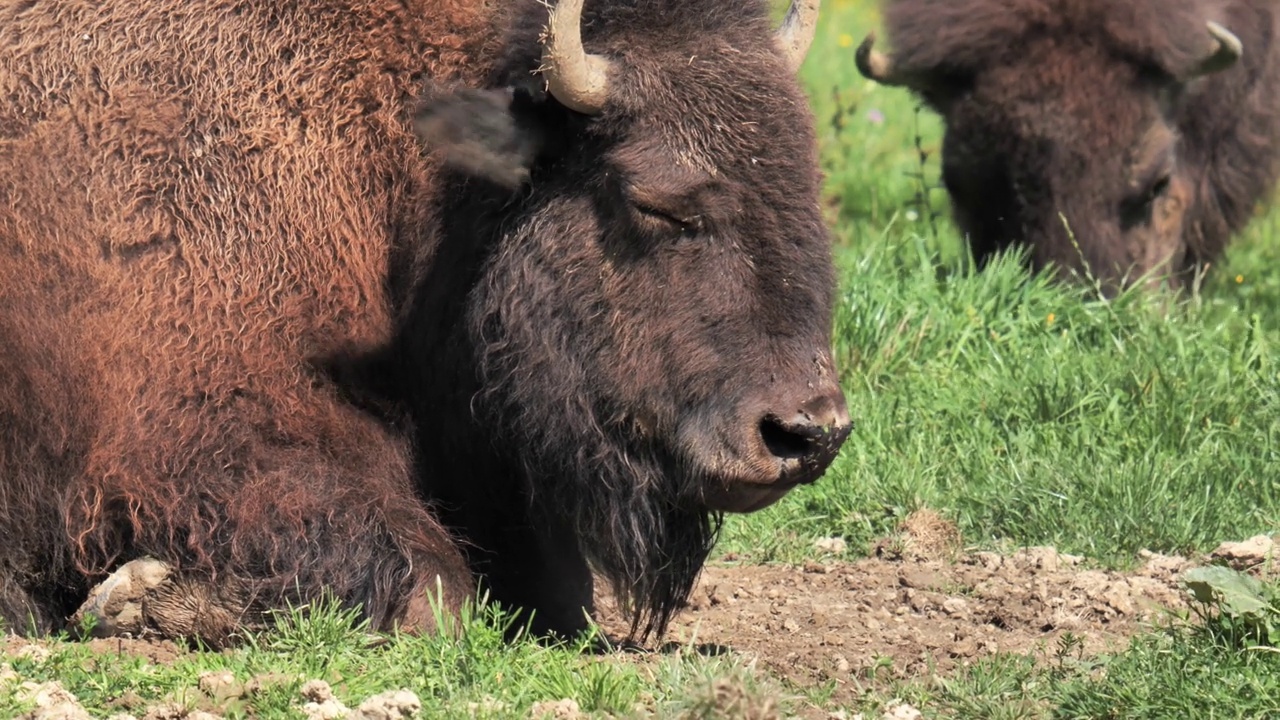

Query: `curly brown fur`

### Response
(0, 0, 494, 638)
(865, 0, 1280, 290)
(0, 0, 848, 645)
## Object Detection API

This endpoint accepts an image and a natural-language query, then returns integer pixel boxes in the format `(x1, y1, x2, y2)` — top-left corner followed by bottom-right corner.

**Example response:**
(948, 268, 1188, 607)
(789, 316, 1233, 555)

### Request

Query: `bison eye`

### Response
(1146, 175, 1171, 203)
(1120, 173, 1174, 229)
(634, 204, 705, 241)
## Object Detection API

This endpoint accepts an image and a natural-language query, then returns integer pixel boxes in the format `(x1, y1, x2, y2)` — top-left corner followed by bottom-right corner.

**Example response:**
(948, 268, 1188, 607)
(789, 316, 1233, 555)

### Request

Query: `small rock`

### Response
(197, 671, 241, 701)
(972, 552, 1003, 570)
(1103, 584, 1135, 616)
(803, 561, 831, 574)
(1211, 535, 1276, 569)
(813, 537, 848, 555)
(1019, 546, 1060, 572)
(897, 570, 944, 590)
(301, 699, 348, 720)
(529, 698, 582, 719)
(882, 700, 922, 720)
(139, 705, 192, 720)
(1138, 551, 1189, 579)
(942, 598, 969, 617)
(349, 690, 420, 720)
(14, 645, 51, 663)
(16, 680, 91, 720)
(833, 655, 852, 673)
(782, 618, 800, 632)
(300, 680, 335, 703)
(949, 638, 978, 658)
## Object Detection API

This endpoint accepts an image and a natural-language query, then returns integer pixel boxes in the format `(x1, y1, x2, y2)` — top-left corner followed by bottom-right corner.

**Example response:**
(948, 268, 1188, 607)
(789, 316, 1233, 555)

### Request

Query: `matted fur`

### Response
(0, 0, 844, 643)
(867, 0, 1280, 289)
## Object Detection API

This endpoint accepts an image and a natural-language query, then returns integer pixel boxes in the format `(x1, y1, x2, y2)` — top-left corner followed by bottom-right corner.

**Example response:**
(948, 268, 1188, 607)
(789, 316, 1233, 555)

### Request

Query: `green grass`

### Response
(6, 0, 1280, 716)
(1, 598, 787, 718)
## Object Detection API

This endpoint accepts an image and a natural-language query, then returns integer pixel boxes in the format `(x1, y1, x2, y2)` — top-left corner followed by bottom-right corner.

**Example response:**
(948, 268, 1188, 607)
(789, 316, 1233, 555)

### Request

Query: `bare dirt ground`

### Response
(598, 511, 1207, 713)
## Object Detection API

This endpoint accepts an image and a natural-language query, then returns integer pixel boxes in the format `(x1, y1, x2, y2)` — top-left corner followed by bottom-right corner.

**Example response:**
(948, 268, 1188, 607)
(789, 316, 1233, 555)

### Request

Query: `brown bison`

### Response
(0, 0, 851, 645)
(856, 0, 1280, 290)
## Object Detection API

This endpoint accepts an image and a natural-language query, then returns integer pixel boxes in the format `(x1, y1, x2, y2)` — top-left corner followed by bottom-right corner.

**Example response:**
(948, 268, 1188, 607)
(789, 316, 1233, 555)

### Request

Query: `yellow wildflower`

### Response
(1236, 274, 1245, 284)
(838, 34, 854, 48)
(1046, 312, 1056, 326)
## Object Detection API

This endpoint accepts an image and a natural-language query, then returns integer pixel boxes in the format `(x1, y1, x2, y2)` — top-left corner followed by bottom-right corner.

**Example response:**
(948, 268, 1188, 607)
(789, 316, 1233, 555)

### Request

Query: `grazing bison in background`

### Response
(856, 0, 1280, 291)
(0, 0, 851, 646)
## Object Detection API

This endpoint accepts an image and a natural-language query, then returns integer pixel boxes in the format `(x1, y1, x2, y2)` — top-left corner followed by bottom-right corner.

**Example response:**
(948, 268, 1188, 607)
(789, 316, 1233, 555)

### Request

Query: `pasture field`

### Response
(5, 0, 1280, 717)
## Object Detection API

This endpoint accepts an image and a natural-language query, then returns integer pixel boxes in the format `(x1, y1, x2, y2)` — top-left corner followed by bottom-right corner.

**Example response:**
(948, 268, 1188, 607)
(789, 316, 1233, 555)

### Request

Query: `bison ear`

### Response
(412, 84, 550, 189)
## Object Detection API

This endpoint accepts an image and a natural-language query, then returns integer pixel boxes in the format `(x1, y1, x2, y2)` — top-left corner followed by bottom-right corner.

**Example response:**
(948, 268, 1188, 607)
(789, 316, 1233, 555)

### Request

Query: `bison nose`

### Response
(758, 390, 852, 483)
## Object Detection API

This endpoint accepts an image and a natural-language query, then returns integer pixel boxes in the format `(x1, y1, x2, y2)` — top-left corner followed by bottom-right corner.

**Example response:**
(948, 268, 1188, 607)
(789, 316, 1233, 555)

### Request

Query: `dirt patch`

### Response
(3, 635, 184, 666)
(599, 544, 1194, 708)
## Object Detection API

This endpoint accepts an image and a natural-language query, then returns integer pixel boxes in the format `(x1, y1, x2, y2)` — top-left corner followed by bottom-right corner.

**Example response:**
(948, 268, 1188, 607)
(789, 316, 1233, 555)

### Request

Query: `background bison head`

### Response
(856, 0, 1248, 291)
(405, 0, 851, 639)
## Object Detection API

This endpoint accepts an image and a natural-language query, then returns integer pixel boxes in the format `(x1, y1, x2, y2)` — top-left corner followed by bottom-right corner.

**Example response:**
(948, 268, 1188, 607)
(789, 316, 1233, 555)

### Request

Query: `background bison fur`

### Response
(858, 0, 1280, 292)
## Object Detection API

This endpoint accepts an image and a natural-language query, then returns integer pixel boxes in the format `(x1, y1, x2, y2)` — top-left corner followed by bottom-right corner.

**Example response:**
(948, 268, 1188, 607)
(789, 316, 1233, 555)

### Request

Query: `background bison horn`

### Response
(855, 32, 908, 86)
(775, 0, 821, 72)
(541, 0, 613, 115)
(1188, 21, 1243, 79)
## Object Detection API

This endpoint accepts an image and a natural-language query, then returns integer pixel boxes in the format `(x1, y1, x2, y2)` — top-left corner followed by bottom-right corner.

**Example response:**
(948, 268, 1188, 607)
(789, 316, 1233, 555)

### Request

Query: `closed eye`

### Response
(1119, 173, 1172, 229)
(634, 203, 705, 240)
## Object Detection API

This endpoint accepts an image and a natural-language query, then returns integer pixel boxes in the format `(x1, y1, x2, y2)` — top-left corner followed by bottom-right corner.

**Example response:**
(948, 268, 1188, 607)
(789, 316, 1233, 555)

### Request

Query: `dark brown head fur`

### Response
(402, 0, 850, 640)
(860, 0, 1280, 290)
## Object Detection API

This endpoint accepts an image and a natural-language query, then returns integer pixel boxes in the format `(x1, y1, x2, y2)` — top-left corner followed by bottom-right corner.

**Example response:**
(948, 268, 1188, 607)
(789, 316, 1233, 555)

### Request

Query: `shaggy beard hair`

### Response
(469, 265, 722, 641)
(523, 430, 723, 641)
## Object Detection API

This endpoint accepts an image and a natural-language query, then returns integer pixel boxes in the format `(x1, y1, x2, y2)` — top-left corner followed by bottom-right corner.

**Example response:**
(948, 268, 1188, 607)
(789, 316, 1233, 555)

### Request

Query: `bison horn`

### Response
(775, 0, 821, 72)
(1189, 21, 1243, 78)
(855, 32, 915, 88)
(541, 0, 614, 115)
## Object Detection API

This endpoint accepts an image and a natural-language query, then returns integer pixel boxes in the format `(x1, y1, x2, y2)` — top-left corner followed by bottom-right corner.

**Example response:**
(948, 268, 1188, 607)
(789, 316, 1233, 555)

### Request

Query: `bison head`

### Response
(856, 0, 1244, 291)
(409, 0, 849, 638)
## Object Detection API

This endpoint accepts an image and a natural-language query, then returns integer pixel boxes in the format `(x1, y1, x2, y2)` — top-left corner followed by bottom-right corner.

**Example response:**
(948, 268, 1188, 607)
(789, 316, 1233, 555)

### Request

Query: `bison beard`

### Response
(467, 245, 722, 640)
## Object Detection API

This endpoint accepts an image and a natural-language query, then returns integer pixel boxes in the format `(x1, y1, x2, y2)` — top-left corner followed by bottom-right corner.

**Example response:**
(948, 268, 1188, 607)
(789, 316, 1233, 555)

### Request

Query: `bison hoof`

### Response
(71, 557, 173, 638)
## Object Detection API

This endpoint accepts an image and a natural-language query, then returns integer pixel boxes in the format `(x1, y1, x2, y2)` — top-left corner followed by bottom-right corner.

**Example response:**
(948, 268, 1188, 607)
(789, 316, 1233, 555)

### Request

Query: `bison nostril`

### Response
(759, 415, 821, 460)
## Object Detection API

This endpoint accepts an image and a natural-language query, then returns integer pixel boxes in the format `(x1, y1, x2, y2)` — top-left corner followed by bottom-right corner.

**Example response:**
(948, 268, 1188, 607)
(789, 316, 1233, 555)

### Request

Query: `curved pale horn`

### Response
(1189, 21, 1242, 78)
(775, 0, 821, 72)
(855, 32, 910, 86)
(541, 0, 614, 114)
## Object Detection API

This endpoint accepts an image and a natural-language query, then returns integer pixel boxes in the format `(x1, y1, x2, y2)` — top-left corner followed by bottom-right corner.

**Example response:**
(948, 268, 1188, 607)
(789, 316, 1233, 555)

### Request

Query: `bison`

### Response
(0, 0, 851, 646)
(856, 0, 1280, 291)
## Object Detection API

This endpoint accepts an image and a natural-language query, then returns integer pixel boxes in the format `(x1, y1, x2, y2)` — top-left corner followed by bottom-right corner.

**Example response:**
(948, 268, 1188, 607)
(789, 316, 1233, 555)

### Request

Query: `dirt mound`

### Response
(599, 544, 1195, 707)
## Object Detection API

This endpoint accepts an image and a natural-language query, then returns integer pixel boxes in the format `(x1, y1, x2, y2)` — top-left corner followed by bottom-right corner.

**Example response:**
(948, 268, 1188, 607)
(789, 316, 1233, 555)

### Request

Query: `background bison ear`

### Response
(412, 85, 549, 189)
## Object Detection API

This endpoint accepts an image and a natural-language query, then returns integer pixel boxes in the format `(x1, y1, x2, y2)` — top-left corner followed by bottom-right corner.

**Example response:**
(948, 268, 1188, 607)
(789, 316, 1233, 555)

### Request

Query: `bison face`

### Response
(936, 52, 1196, 291)
(856, 12, 1243, 291)
(413, 0, 849, 636)
(419, 0, 851, 514)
